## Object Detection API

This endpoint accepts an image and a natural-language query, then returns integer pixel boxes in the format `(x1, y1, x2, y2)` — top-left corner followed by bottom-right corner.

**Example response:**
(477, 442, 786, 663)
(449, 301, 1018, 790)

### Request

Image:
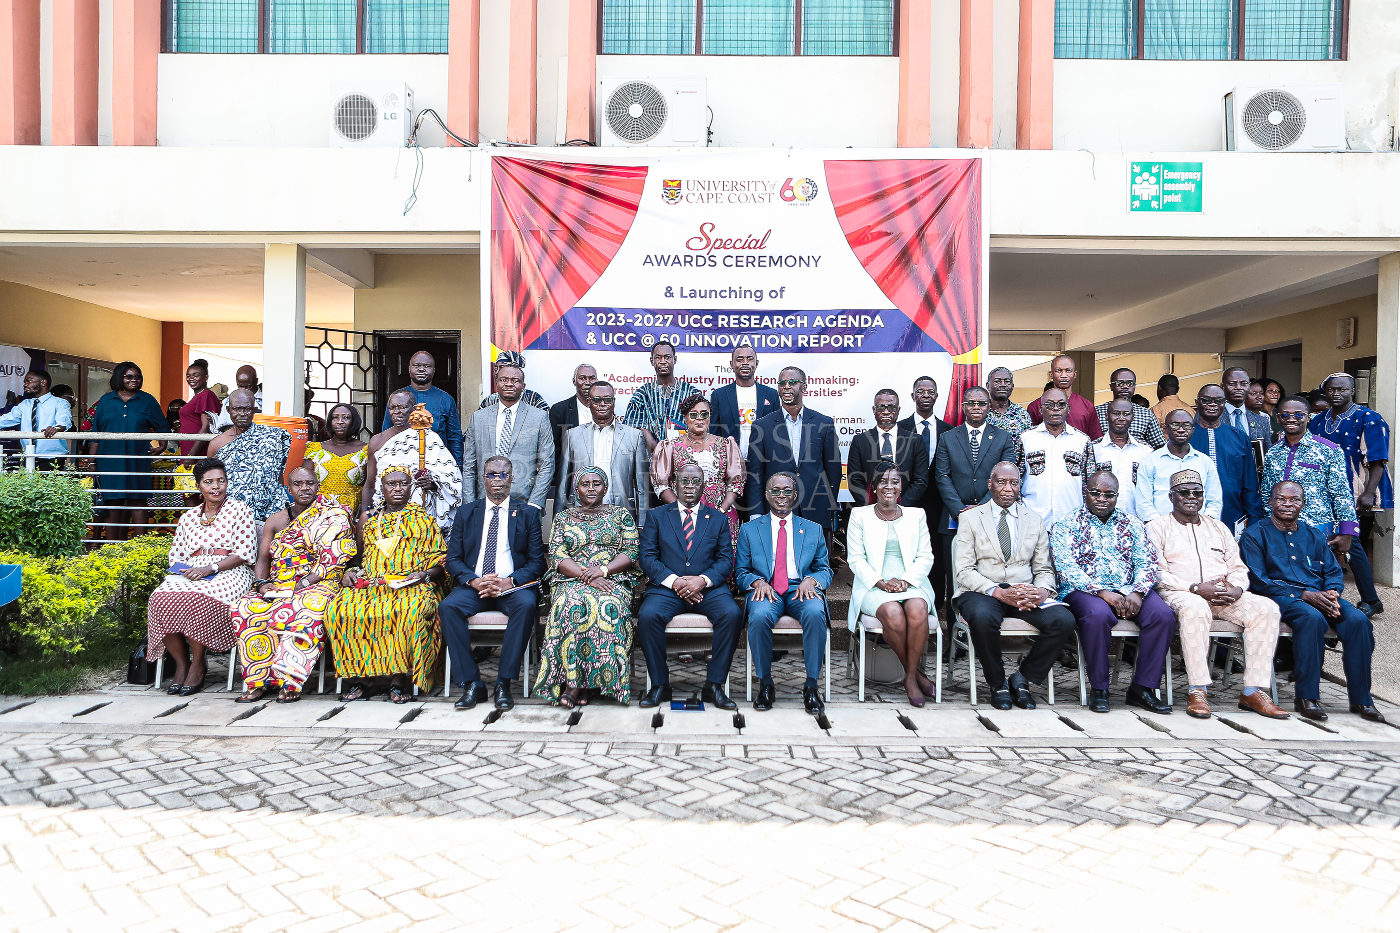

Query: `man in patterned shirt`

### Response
(1094, 368, 1165, 449)
(1261, 397, 1359, 574)
(984, 367, 1031, 466)
(1049, 470, 1174, 714)
(622, 341, 700, 453)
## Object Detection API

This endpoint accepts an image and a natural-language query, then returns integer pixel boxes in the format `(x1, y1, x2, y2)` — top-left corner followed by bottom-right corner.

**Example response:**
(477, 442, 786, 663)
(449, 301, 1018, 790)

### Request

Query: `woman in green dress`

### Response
(535, 466, 642, 708)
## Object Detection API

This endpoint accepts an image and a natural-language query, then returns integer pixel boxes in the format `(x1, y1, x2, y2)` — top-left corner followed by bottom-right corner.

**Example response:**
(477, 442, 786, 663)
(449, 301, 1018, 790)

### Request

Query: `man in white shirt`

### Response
(1019, 388, 1089, 527)
(1082, 398, 1152, 518)
(0, 370, 71, 469)
(711, 344, 779, 461)
(1136, 408, 1223, 523)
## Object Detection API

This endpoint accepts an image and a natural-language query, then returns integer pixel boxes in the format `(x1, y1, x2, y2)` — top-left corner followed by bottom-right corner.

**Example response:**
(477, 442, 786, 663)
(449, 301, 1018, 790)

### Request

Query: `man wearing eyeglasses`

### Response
(557, 380, 649, 527)
(984, 367, 1031, 467)
(1019, 388, 1090, 528)
(745, 366, 842, 537)
(1191, 383, 1262, 532)
(1136, 409, 1222, 524)
(845, 389, 928, 506)
(1026, 355, 1102, 440)
(1261, 396, 1359, 569)
(1094, 368, 1165, 449)
(463, 363, 555, 510)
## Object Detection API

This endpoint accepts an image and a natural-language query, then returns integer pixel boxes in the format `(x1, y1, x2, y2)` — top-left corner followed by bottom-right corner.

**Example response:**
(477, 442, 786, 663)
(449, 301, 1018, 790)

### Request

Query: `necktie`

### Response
(773, 518, 789, 595)
(1232, 408, 1245, 434)
(880, 432, 892, 458)
(920, 420, 932, 467)
(682, 508, 695, 552)
(496, 406, 515, 457)
(970, 428, 982, 464)
(998, 509, 1012, 560)
(482, 505, 500, 575)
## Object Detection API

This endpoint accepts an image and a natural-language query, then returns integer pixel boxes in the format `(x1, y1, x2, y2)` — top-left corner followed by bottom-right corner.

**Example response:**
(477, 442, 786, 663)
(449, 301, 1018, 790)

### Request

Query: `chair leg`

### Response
(1047, 659, 1056, 705)
(933, 623, 943, 704)
(154, 655, 164, 689)
(825, 627, 832, 702)
(1077, 632, 1087, 707)
(1164, 644, 1174, 706)
(524, 632, 532, 699)
(318, 650, 327, 695)
(857, 630, 866, 702)
(443, 651, 452, 698)
(746, 639, 753, 702)
(965, 624, 977, 705)
(226, 646, 238, 692)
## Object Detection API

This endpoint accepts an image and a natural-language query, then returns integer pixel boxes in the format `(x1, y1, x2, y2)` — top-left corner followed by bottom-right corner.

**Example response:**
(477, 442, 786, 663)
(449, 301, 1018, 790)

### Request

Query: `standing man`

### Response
(898, 375, 951, 535)
(933, 387, 1016, 603)
(1019, 388, 1089, 528)
(1083, 399, 1152, 518)
(622, 341, 700, 453)
(1136, 409, 1222, 523)
(463, 363, 554, 510)
(381, 351, 463, 465)
(477, 350, 550, 412)
(1147, 470, 1287, 721)
(1026, 355, 1101, 440)
(439, 456, 547, 712)
(953, 462, 1077, 710)
(214, 364, 263, 430)
(0, 370, 70, 469)
(548, 363, 597, 492)
(1242, 481, 1382, 723)
(557, 380, 650, 527)
(736, 472, 833, 715)
(745, 366, 842, 535)
(710, 343, 779, 461)
(1150, 374, 1193, 430)
(1222, 366, 1272, 443)
(984, 367, 1032, 465)
(1050, 471, 1174, 714)
(1094, 368, 1165, 448)
(845, 389, 928, 506)
(1311, 372, 1391, 617)
(1191, 383, 1262, 531)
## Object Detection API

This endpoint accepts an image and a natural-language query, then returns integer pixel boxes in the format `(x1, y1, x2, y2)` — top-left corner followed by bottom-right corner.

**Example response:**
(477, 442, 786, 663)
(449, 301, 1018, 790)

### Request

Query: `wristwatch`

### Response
(599, 565, 609, 578)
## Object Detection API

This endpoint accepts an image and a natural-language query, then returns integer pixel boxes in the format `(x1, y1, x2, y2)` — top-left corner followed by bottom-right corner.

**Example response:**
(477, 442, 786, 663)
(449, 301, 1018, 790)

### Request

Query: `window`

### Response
(600, 0, 896, 56)
(1054, 0, 1346, 60)
(163, 0, 449, 53)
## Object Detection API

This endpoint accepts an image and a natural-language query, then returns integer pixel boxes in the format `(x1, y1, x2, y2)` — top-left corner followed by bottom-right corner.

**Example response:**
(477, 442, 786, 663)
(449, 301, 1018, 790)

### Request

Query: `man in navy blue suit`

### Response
(710, 343, 780, 464)
(439, 455, 546, 712)
(637, 462, 742, 710)
(744, 366, 842, 535)
(737, 472, 833, 714)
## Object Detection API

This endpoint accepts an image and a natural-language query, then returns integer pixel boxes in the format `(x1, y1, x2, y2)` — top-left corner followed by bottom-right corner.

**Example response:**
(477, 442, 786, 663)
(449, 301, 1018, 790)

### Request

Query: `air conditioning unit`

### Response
(597, 77, 707, 147)
(329, 83, 414, 147)
(1224, 84, 1345, 152)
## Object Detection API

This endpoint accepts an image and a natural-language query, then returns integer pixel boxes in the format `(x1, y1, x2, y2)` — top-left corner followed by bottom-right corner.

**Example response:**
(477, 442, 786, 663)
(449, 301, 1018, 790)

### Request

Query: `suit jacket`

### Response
(638, 501, 733, 595)
(744, 407, 842, 529)
(710, 381, 781, 448)
(548, 395, 588, 491)
(952, 499, 1056, 596)
(933, 423, 1018, 535)
(557, 420, 650, 527)
(845, 425, 928, 506)
(845, 505, 935, 631)
(444, 496, 546, 587)
(735, 513, 833, 593)
(463, 402, 555, 509)
(898, 413, 951, 528)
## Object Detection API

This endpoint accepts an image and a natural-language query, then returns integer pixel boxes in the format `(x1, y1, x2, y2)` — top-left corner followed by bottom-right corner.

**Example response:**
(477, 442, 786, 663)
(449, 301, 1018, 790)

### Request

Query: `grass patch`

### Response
(0, 639, 131, 696)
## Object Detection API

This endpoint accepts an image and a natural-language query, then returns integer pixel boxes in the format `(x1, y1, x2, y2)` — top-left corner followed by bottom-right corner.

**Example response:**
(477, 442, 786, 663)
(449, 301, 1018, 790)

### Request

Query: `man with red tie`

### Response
(735, 472, 833, 714)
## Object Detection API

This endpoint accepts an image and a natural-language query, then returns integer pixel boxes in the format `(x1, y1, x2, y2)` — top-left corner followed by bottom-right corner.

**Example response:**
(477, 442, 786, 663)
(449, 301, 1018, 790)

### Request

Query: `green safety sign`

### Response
(1129, 162, 1203, 213)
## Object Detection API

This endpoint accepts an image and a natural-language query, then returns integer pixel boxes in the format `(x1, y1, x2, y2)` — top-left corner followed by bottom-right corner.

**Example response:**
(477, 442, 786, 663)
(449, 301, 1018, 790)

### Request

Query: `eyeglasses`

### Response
(1277, 411, 1309, 421)
(1197, 396, 1225, 405)
(677, 478, 704, 487)
(1085, 489, 1117, 500)
(686, 410, 711, 419)
(768, 488, 797, 497)
(588, 396, 615, 405)
(1110, 380, 1135, 387)
(1041, 401, 1068, 410)
(873, 404, 899, 411)
(777, 379, 803, 387)
(1173, 489, 1204, 499)
(484, 471, 511, 480)
(963, 400, 990, 408)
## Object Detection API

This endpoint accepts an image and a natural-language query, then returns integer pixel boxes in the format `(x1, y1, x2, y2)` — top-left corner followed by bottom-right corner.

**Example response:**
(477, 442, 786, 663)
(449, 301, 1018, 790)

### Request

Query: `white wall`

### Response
(594, 56, 899, 148)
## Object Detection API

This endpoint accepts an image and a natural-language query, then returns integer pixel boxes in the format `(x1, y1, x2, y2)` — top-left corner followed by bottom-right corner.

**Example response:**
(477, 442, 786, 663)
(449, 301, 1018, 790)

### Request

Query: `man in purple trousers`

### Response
(1048, 470, 1176, 714)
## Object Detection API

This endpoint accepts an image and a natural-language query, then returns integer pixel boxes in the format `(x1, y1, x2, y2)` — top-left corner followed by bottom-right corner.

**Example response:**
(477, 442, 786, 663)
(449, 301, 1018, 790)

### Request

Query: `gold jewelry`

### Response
(375, 511, 405, 560)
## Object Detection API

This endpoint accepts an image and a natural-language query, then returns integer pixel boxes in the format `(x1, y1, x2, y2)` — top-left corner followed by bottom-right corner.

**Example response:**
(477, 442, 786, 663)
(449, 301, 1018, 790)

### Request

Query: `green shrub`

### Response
(0, 470, 92, 556)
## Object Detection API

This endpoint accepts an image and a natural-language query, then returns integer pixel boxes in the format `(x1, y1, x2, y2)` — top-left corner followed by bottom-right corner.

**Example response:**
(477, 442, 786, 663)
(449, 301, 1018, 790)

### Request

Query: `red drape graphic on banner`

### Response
(490, 158, 649, 351)
(824, 159, 983, 424)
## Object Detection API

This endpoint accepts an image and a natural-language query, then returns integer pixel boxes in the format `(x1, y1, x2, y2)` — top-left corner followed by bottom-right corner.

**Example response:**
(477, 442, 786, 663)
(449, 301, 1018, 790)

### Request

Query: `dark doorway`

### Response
(375, 331, 462, 430)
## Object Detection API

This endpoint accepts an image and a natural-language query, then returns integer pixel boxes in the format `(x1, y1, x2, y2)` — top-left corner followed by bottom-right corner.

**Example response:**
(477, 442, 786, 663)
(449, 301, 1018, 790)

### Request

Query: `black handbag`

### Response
(126, 639, 166, 685)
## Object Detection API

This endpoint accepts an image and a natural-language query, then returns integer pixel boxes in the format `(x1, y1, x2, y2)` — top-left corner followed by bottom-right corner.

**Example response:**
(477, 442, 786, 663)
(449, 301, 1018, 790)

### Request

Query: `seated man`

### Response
(1147, 470, 1288, 721)
(1049, 470, 1174, 715)
(953, 461, 1076, 710)
(637, 462, 741, 710)
(1241, 481, 1383, 723)
(438, 455, 547, 712)
(736, 472, 833, 715)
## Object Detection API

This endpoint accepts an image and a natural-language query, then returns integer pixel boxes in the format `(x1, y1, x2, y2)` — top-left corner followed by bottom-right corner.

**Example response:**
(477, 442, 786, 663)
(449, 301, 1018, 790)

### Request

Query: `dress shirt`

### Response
(1224, 402, 1271, 443)
(735, 383, 757, 456)
(1240, 520, 1342, 601)
(1082, 435, 1152, 518)
(494, 401, 520, 453)
(0, 393, 71, 457)
(1094, 401, 1166, 448)
(473, 500, 516, 578)
(769, 514, 801, 584)
(1020, 423, 1090, 528)
(979, 503, 1026, 596)
(784, 408, 804, 456)
(1150, 395, 1194, 429)
(986, 402, 1031, 467)
(575, 397, 592, 427)
(1191, 421, 1261, 529)
(590, 420, 617, 478)
(1311, 405, 1394, 508)
(915, 417, 937, 468)
(876, 428, 897, 460)
(1135, 446, 1223, 523)
(660, 504, 712, 590)
(1146, 513, 1250, 593)
(1049, 507, 1157, 599)
(1260, 433, 1359, 536)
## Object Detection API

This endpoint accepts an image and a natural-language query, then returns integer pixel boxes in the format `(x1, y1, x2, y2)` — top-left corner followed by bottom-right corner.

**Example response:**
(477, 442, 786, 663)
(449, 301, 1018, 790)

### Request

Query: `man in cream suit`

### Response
(463, 362, 554, 510)
(953, 461, 1076, 710)
(557, 380, 650, 527)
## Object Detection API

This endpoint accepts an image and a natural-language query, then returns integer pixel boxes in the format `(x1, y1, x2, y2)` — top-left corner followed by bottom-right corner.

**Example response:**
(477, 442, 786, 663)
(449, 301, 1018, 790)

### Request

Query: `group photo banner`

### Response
(485, 149, 987, 475)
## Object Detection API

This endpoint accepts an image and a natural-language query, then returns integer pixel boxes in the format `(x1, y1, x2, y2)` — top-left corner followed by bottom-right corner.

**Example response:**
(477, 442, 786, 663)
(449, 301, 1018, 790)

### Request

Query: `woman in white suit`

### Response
(846, 460, 937, 706)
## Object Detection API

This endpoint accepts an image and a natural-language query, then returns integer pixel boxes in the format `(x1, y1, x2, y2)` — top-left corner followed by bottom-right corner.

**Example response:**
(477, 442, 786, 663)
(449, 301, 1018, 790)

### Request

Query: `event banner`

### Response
(488, 150, 984, 471)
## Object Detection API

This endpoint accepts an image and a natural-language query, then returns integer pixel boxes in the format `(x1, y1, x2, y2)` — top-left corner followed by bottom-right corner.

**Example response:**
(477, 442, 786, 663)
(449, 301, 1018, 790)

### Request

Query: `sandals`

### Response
(339, 681, 368, 702)
(277, 687, 301, 704)
(388, 684, 411, 704)
(236, 687, 268, 704)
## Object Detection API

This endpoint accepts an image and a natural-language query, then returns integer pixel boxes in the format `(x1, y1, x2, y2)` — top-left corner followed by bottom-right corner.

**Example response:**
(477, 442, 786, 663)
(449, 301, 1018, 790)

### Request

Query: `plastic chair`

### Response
(1073, 619, 1174, 706)
(441, 611, 534, 698)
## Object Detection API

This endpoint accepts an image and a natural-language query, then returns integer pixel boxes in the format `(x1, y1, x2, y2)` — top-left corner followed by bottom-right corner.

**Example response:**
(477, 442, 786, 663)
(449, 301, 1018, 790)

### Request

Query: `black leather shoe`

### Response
(1007, 671, 1035, 710)
(991, 688, 1012, 711)
(455, 681, 488, 710)
(1351, 703, 1387, 723)
(1295, 697, 1328, 721)
(1088, 688, 1110, 713)
(493, 680, 514, 711)
(702, 682, 738, 711)
(1360, 600, 1384, 619)
(753, 681, 775, 711)
(803, 685, 824, 715)
(638, 684, 672, 708)
(1125, 684, 1172, 715)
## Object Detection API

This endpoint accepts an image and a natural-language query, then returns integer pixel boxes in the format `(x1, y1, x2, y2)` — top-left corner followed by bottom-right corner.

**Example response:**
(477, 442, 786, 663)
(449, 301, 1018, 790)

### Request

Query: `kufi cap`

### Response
(1169, 469, 1203, 489)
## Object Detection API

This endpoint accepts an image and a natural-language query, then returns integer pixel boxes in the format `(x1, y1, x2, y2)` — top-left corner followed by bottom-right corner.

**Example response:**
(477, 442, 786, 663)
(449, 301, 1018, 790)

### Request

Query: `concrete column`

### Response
(563, 0, 597, 143)
(506, 0, 537, 144)
(262, 245, 307, 418)
(1373, 253, 1400, 586)
(958, 0, 993, 148)
(447, 0, 480, 146)
(161, 321, 187, 403)
(51, 0, 99, 146)
(897, 0, 931, 147)
(0, 0, 41, 144)
(1016, 0, 1054, 149)
(112, 0, 160, 146)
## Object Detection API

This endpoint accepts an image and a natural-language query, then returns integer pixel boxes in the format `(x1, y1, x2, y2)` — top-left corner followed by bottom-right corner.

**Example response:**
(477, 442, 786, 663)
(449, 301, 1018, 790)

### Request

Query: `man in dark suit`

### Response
(439, 455, 547, 712)
(637, 462, 742, 710)
(934, 386, 1017, 600)
(710, 343, 780, 462)
(847, 388, 928, 506)
(745, 365, 842, 534)
(547, 363, 597, 494)
(899, 376, 952, 599)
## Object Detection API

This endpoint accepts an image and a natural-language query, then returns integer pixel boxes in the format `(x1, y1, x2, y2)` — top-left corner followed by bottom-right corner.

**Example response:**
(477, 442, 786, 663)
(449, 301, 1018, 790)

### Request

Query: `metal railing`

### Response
(1, 431, 216, 545)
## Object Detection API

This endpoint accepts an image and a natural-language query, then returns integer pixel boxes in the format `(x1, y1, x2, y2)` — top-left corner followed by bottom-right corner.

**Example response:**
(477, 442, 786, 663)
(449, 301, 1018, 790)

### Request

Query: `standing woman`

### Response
(145, 458, 257, 695)
(651, 393, 745, 551)
(303, 403, 368, 512)
(178, 358, 222, 458)
(86, 361, 167, 540)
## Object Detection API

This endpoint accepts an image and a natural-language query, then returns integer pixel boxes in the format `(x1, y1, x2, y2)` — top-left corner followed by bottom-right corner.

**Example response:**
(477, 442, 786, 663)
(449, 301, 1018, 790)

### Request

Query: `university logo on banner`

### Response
(661, 179, 682, 204)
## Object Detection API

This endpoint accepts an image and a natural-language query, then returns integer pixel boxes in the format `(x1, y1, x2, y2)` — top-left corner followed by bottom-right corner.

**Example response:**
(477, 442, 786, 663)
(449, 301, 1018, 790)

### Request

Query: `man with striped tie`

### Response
(463, 363, 555, 510)
(637, 463, 742, 710)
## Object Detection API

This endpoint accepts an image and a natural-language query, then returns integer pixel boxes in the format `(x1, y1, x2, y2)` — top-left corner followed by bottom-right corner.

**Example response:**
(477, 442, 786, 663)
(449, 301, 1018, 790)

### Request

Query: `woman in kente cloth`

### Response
(325, 465, 447, 703)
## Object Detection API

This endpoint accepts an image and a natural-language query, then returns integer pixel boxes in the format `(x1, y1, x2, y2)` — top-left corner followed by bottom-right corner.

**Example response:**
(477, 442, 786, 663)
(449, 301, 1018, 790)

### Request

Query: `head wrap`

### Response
(574, 465, 609, 493)
(379, 464, 414, 482)
(1319, 372, 1352, 392)
(496, 350, 527, 369)
(1169, 469, 1203, 490)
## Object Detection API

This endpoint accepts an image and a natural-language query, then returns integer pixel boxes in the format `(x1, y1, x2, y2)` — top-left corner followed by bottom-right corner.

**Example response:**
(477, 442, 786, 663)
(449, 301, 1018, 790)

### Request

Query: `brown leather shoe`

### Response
(1237, 691, 1290, 720)
(1186, 688, 1211, 719)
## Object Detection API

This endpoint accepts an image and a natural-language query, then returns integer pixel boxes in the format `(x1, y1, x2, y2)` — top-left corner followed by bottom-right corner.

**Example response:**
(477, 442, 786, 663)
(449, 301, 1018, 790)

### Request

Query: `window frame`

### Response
(596, 0, 902, 57)
(44, 353, 119, 418)
(161, 1, 448, 54)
